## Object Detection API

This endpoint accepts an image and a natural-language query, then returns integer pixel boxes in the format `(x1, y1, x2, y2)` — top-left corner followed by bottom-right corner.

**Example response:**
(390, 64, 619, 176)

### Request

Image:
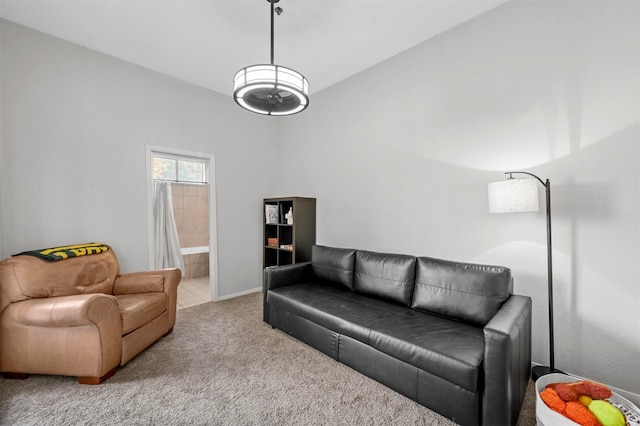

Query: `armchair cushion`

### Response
(115, 293, 167, 334)
(114, 274, 164, 295)
(0, 249, 119, 309)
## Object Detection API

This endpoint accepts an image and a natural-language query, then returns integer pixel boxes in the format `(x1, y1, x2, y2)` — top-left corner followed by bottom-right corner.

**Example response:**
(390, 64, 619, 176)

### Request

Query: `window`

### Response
(152, 153, 207, 183)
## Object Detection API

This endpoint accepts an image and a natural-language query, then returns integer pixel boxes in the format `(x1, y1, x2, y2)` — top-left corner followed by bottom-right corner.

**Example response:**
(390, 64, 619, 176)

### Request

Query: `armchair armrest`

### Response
(114, 274, 164, 295)
(482, 294, 532, 426)
(5, 293, 120, 328)
(114, 269, 181, 295)
(1, 294, 122, 379)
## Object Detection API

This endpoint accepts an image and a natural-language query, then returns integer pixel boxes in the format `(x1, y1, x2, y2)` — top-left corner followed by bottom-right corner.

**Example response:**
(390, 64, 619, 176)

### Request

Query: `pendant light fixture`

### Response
(233, 0, 309, 116)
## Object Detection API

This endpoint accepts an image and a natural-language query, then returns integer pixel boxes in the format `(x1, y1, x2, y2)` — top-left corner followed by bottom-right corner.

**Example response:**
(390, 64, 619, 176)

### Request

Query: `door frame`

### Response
(145, 144, 219, 301)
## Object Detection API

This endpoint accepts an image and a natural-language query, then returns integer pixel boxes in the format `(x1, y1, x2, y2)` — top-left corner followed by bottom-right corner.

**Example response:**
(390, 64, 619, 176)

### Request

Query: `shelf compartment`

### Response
(278, 250, 293, 265)
(264, 247, 278, 267)
(278, 226, 293, 246)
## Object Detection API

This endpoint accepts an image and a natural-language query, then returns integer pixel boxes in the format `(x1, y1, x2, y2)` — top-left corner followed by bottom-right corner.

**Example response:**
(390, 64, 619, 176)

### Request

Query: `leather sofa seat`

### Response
(268, 283, 398, 343)
(367, 309, 483, 392)
(268, 283, 483, 392)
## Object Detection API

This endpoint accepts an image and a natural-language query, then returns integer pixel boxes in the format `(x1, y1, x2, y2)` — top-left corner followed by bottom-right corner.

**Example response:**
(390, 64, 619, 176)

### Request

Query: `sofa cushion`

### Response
(312, 245, 356, 289)
(368, 309, 484, 392)
(115, 293, 167, 334)
(354, 250, 416, 306)
(412, 257, 512, 326)
(268, 283, 409, 344)
(267, 283, 484, 392)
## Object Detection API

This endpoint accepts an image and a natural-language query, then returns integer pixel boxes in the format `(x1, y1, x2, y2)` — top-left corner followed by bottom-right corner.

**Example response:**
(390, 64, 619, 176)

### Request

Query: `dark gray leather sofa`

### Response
(263, 245, 532, 425)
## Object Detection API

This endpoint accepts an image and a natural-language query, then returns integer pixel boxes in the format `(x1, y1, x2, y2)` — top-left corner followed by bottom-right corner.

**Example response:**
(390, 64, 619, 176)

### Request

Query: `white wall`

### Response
(0, 19, 278, 297)
(277, 0, 640, 401)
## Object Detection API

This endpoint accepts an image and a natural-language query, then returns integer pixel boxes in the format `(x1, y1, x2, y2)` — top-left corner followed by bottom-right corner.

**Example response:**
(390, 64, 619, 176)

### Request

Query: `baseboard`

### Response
(216, 286, 261, 301)
(531, 363, 640, 406)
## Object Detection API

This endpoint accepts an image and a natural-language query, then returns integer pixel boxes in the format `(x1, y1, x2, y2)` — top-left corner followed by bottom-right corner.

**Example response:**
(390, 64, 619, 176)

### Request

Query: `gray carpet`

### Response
(0, 292, 537, 425)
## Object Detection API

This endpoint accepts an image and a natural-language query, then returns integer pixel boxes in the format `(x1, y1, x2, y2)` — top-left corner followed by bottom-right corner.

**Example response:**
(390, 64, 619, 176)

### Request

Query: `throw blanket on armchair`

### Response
(14, 242, 110, 261)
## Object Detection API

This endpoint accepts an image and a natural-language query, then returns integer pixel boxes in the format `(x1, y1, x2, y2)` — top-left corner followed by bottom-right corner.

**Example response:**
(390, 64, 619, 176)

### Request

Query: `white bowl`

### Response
(535, 373, 640, 426)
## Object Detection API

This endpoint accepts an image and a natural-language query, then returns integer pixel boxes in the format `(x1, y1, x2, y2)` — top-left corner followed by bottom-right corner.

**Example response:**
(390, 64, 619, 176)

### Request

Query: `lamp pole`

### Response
(504, 171, 558, 380)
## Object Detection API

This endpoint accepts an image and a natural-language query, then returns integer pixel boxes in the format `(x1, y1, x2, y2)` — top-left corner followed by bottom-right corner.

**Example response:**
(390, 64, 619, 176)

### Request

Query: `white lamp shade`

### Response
(488, 178, 539, 213)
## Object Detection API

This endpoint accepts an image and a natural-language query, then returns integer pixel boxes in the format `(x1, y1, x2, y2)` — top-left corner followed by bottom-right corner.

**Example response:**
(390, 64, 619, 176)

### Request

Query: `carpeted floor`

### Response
(0, 292, 537, 425)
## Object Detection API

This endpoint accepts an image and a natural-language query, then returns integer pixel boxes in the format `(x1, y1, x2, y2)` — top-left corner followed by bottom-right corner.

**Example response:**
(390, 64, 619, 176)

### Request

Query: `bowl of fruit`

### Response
(536, 373, 640, 426)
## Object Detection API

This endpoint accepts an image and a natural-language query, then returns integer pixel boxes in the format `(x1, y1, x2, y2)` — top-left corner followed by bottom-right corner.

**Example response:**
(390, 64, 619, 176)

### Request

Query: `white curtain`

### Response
(153, 181, 185, 275)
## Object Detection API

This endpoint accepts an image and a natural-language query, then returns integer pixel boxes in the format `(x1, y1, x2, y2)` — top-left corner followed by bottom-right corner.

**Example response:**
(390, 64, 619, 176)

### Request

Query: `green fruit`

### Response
(588, 400, 626, 426)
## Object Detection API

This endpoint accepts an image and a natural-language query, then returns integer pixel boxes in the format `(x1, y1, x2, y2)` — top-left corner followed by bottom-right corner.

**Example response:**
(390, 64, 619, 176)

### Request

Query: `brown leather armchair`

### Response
(0, 246, 180, 384)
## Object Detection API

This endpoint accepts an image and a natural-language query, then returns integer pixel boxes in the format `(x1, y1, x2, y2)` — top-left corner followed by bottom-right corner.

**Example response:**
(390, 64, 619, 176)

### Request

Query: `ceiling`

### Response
(0, 0, 510, 97)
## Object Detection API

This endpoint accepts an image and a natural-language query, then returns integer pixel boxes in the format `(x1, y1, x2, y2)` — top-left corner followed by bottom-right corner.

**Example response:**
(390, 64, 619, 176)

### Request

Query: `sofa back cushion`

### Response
(312, 245, 356, 289)
(0, 249, 120, 311)
(412, 256, 512, 326)
(354, 250, 416, 306)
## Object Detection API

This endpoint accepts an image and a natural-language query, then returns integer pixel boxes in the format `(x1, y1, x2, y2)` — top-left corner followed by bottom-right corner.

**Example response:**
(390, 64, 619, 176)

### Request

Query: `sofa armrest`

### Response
(263, 262, 312, 323)
(263, 262, 312, 292)
(4, 293, 120, 328)
(482, 294, 532, 426)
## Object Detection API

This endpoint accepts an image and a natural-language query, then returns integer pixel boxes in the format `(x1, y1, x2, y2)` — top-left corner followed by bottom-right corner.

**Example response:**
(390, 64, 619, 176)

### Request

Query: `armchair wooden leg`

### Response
(78, 366, 117, 385)
(3, 372, 30, 380)
(163, 327, 174, 337)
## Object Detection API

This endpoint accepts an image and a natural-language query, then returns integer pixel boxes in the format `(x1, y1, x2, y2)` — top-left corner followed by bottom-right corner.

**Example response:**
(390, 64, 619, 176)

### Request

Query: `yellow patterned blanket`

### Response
(14, 242, 110, 261)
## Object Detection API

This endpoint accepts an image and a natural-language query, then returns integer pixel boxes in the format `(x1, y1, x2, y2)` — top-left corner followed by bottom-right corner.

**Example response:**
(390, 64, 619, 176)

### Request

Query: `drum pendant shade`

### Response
(233, 0, 309, 116)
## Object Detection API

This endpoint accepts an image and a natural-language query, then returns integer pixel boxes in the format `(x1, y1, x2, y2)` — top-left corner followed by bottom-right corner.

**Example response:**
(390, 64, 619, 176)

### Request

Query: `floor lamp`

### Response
(488, 171, 561, 381)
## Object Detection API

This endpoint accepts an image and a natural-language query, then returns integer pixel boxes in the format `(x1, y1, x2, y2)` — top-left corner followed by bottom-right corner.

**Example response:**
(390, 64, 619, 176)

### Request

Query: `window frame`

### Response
(152, 152, 209, 184)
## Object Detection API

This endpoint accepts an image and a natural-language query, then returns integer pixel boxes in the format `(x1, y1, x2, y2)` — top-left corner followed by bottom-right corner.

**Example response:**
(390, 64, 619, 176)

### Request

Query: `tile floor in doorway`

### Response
(177, 276, 210, 309)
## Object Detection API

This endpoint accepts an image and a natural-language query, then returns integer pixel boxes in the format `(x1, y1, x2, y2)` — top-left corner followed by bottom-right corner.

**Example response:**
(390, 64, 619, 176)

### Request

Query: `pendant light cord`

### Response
(270, 0, 274, 65)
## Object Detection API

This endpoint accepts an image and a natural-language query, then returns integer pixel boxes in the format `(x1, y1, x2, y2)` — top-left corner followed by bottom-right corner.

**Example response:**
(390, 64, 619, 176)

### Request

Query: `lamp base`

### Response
(532, 365, 564, 381)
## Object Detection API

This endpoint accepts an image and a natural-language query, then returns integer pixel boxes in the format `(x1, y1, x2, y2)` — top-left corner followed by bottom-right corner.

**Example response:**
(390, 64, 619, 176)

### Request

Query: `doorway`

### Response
(145, 145, 219, 305)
